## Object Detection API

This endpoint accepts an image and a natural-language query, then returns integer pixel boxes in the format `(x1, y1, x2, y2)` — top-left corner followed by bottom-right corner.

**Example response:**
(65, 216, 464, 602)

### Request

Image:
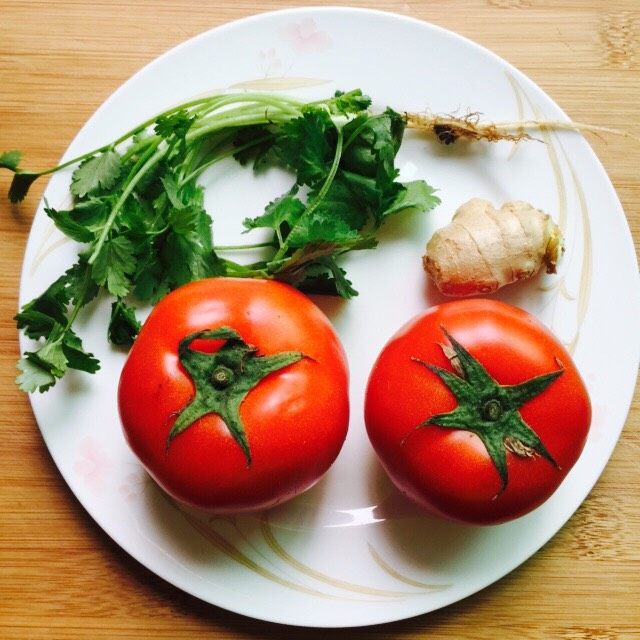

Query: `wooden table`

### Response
(1, 1, 638, 637)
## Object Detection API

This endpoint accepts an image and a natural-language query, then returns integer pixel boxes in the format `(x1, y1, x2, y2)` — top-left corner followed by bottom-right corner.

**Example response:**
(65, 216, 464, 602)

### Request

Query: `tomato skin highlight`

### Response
(118, 278, 349, 512)
(364, 299, 592, 525)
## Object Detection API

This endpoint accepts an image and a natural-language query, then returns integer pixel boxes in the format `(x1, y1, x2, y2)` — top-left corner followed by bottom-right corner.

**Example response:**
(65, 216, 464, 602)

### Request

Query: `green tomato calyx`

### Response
(410, 327, 563, 494)
(168, 326, 305, 465)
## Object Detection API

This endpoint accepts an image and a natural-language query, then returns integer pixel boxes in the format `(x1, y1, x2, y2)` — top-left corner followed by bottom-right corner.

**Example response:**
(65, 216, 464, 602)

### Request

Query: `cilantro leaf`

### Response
(16, 356, 57, 393)
(16, 325, 100, 393)
(275, 109, 334, 186)
(71, 150, 122, 198)
(63, 259, 100, 307)
(43, 198, 112, 246)
(45, 204, 95, 243)
(286, 215, 361, 248)
(14, 260, 96, 339)
(341, 110, 404, 184)
(307, 176, 370, 231)
(243, 192, 305, 233)
(0, 150, 21, 171)
(61, 330, 100, 373)
(232, 125, 277, 169)
(154, 110, 195, 140)
(161, 173, 186, 210)
(330, 89, 372, 115)
(118, 195, 155, 237)
(160, 201, 220, 287)
(161, 231, 216, 287)
(33, 329, 68, 377)
(382, 180, 441, 218)
(108, 300, 141, 346)
(15, 283, 69, 339)
(91, 235, 135, 298)
(313, 256, 359, 298)
(132, 239, 168, 303)
(168, 203, 206, 236)
(9, 171, 40, 203)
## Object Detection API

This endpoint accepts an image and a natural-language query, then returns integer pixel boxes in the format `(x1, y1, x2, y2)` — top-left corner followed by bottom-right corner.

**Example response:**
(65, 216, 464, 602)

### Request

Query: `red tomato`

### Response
(118, 278, 349, 512)
(365, 299, 591, 525)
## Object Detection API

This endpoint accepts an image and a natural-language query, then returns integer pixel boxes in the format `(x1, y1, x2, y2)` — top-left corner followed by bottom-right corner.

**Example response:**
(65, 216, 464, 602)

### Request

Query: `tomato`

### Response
(365, 299, 591, 525)
(118, 278, 349, 512)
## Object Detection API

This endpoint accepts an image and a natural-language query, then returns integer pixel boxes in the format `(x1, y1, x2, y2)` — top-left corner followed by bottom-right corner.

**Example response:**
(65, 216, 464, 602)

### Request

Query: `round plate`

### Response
(19, 6, 640, 628)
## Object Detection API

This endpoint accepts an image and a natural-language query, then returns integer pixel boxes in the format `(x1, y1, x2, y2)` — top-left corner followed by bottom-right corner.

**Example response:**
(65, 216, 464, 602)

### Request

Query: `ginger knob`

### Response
(423, 198, 564, 296)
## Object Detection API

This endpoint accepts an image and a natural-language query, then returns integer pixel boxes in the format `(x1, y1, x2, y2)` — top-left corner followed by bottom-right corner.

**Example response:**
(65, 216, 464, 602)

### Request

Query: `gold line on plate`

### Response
(171, 501, 340, 599)
(367, 543, 450, 592)
(506, 73, 568, 234)
(559, 145, 593, 353)
(260, 514, 427, 598)
(506, 73, 593, 353)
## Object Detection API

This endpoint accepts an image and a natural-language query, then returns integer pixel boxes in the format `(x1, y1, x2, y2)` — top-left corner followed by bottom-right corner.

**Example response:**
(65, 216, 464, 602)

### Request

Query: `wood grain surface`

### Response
(1, 1, 638, 638)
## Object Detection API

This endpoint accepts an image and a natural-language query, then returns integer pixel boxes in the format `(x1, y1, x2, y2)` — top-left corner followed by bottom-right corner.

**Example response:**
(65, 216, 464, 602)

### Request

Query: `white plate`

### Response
(19, 6, 640, 628)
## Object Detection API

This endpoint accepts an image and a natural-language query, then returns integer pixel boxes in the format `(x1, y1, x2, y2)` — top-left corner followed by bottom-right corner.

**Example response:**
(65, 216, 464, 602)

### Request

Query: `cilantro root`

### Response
(404, 111, 640, 144)
(6, 89, 441, 392)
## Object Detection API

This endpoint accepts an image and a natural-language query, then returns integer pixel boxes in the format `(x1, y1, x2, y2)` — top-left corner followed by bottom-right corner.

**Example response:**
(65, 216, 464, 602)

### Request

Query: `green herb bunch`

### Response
(2, 89, 439, 392)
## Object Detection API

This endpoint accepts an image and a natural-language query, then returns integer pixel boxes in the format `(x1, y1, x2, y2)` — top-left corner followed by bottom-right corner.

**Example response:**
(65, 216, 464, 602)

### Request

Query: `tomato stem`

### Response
(167, 326, 305, 465)
(211, 366, 234, 389)
(482, 399, 503, 422)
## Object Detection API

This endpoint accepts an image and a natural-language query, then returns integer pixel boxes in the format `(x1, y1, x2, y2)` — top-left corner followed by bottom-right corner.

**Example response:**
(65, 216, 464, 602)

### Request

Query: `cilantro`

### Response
(91, 235, 136, 298)
(5, 89, 440, 391)
(71, 150, 122, 197)
(9, 171, 39, 203)
(14, 259, 100, 392)
(242, 191, 305, 235)
(154, 110, 195, 140)
(330, 89, 372, 115)
(45, 203, 95, 243)
(108, 300, 141, 347)
(306, 256, 359, 298)
(16, 356, 57, 393)
(0, 150, 21, 171)
(274, 109, 335, 186)
(60, 330, 101, 373)
(383, 180, 441, 218)
(17, 325, 99, 393)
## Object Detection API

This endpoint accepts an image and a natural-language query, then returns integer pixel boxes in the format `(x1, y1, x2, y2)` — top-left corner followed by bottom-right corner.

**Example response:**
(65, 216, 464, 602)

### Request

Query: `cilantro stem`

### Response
(6, 94, 308, 200)
(88, 143, 166, 265)
(27, 97, 222, 178)
(305, 126, 344, 218)
(186, 92, 305, 141)
(187, 112, 291, 142)
(122, 136, 162, 187)
(220, 260, 270, 278)
(214, 241, 276, 251)
(197, 92, 304, 117)
(178, 131, 233, 184)
(179, 131, 274, 187)
(121, 134, 161, 164)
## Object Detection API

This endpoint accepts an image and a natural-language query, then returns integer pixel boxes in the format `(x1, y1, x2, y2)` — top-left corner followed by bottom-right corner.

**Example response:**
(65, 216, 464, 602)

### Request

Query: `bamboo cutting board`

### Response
(1, 1, 638, 638)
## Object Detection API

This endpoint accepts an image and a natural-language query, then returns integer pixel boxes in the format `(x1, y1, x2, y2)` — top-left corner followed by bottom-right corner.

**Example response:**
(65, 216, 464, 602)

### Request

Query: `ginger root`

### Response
(423, 198, 563, 296)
